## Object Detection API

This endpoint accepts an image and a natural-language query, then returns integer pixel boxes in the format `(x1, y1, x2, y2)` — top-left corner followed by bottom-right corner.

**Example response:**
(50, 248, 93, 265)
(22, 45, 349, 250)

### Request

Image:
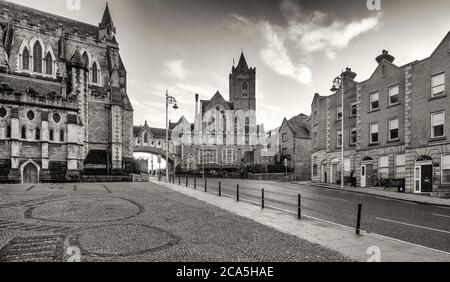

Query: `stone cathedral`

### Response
(0, 2, 133, 183)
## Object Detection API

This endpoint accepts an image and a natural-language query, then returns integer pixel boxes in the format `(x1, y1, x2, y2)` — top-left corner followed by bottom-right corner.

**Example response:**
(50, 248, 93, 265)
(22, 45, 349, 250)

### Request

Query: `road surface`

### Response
(174, 177, 450, 253)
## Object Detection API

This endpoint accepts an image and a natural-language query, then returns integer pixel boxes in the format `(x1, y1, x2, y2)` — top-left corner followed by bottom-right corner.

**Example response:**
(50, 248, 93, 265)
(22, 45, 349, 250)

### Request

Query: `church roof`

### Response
(0, 1, 98, 38)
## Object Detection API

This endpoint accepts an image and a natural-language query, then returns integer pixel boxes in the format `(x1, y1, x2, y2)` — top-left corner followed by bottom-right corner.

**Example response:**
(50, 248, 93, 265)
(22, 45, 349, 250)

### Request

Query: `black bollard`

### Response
(219, 181, 222, 196)
(205, 179, 207, 192)
(356, 204, 362, 235)
(298, 194, 301, 219)
(186, 177, 188, 187)
(194, 177, 197, 189)
(237, 184, 240, 202)
(262, 189, 265, 209)
(178, 177, 181, 185)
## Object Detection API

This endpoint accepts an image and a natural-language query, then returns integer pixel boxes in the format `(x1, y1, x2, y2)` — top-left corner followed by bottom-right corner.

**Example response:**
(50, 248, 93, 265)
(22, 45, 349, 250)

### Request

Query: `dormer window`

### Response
(381, 65, 386, 76)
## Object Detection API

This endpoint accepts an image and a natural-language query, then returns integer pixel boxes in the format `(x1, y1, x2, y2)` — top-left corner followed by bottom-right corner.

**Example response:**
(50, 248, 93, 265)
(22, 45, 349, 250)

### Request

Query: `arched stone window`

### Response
(60, 129, 64, 142)
(35, 127, 40, 140)
(45, 52, 53, 75)
(49, 129, 54, 141)
(21, 126, 26, 139)
(22, 48, 30, 70)
(6, 125, 11, 138)
(33, 41, 43, 73)
(92, 62, 98, 84)
(144, 133, 148, 143)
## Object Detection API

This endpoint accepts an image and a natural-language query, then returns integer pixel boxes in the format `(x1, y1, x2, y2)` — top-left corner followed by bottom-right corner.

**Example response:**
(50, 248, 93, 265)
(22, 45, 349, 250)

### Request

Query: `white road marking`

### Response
(433, 214, 450, 219)
(377, 217, 450, 234)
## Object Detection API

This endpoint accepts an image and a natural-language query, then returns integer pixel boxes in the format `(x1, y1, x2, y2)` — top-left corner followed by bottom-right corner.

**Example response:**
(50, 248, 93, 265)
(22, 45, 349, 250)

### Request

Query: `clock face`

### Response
(27, 110, 35, 121)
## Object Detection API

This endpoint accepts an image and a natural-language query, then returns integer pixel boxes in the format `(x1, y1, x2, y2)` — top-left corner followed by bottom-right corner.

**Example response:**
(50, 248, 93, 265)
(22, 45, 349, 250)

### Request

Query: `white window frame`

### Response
(431, 72, 445, 97)
(337, 106, 343, 121)
(350, 127, 357, 145)
(431, 111, 445, 139)
(442, 154, 450, 184)
(350, 102, 357, 117)
(378, 156, 389, 179)
(370, 92, 379, 111)
(389, 118, 399, 141)
(395, 154, 406, 179)
(337, 130, 342, 147)
(389, 85, 400, 105)
(370, 123, 379, 144)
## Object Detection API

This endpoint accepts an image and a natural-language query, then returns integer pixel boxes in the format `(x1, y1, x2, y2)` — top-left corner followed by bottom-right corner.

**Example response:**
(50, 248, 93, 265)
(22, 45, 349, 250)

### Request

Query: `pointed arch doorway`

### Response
(21, 160, 40, 184)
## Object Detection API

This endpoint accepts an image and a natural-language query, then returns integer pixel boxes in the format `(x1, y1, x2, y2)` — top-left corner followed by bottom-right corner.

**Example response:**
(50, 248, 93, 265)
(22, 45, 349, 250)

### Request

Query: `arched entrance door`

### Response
(361, 157, 373, 188)
(23, 163, 39, 183)
(414, 156, 433, 193)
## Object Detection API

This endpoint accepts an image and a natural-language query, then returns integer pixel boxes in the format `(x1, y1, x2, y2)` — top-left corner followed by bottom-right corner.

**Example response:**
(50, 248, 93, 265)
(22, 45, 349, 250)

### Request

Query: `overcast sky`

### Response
(7, 0, 450, 130)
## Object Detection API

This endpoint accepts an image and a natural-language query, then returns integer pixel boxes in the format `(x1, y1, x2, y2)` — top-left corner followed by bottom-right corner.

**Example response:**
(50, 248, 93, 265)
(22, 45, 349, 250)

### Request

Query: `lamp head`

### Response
(173, 104, 179, 110)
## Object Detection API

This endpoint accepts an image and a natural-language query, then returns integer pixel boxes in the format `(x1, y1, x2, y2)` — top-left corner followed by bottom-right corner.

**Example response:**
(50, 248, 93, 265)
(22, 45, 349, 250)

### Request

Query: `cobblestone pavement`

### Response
(0, 182, 351, 262)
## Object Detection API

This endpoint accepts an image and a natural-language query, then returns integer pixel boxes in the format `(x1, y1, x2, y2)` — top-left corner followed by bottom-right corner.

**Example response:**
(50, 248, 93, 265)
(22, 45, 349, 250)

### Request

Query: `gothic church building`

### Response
(0, 2, 133, 183)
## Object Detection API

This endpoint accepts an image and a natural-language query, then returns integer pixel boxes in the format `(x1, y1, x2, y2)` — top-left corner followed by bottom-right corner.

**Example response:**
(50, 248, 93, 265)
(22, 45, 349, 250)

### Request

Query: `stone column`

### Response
(40, 110, 50, 181)
(66, 113, 80, 181)
(111, 105, 123, 173)
(8, 107, 20, 183)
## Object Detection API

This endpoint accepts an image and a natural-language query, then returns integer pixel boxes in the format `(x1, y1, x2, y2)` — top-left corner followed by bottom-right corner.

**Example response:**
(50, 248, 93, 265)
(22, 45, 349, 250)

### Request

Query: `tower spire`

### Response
(100, 2, 116, 34)
(236, 50, 249, 71)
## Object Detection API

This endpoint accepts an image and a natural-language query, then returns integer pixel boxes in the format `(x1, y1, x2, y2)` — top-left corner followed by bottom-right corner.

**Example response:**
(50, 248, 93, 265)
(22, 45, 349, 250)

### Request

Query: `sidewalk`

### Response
(292, 181, 450, 207)
(152, 179, 450, 262)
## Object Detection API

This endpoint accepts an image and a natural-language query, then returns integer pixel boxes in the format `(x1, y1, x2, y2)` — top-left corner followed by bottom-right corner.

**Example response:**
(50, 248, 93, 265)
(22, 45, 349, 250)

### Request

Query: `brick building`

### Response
(278, 114, 311, 181)
(0, 2, 133, 183)
(311, 30, 450, 196)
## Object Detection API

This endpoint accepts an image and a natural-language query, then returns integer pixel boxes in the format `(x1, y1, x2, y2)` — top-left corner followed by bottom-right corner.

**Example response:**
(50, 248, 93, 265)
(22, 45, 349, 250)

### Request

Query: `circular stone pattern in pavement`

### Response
(26, 197, 144, 223)
(77, 224, 180, 257)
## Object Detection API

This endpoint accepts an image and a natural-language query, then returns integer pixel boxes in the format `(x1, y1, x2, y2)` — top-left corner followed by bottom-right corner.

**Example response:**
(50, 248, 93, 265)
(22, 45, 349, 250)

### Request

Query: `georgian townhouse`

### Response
(311, 30, 450, 196)
(310, 68, 358, 185)
(405, 32, 450, 195)
(355, 50, 407, 188)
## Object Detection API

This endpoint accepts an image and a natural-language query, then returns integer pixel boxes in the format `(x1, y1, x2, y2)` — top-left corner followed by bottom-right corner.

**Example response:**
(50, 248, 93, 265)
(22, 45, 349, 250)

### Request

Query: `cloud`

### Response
(260, 22, 312, 84)
(228, 0, 382, 83)
(162, 59, 190, 80)
(282, 0, 381, 59)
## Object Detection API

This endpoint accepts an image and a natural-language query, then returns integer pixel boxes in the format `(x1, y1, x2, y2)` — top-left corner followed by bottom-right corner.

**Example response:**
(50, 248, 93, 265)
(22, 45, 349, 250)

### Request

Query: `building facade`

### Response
(278, 114, 312, 181)
(0, 2, 133, 183)
(311, 30, 450, 196)
(174, 52, 264, 173)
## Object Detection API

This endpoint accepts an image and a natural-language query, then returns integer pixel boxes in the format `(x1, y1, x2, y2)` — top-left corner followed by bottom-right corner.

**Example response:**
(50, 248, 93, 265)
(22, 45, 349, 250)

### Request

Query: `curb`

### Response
(290, 182, 450, 208)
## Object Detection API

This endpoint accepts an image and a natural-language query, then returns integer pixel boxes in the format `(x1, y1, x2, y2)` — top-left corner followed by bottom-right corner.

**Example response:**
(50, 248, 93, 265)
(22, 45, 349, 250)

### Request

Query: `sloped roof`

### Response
(285, 114, 310, 139)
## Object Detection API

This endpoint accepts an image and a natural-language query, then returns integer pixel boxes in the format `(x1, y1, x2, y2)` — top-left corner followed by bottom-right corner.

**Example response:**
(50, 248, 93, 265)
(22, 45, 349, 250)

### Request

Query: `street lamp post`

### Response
(165, 90, 178, 183)
(332, 71, 345, 189)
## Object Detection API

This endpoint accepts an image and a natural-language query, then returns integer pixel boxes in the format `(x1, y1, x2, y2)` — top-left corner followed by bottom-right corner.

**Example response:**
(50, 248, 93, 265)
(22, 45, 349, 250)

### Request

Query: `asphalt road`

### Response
(176, 177, 450, 253)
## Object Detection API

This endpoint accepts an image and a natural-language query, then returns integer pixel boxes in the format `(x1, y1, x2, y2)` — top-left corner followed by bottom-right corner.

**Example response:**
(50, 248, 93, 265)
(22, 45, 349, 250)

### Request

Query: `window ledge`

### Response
(387, 138, 400, 144)
(386, 103, 401, 108)
(429, 94, 447, 101)
(368, 108, 380, 113)
(429, 136, 447, 142)
(349, 143, 357, 147)
(349, 115, 357, 119)
(369, 142, 380, 146)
